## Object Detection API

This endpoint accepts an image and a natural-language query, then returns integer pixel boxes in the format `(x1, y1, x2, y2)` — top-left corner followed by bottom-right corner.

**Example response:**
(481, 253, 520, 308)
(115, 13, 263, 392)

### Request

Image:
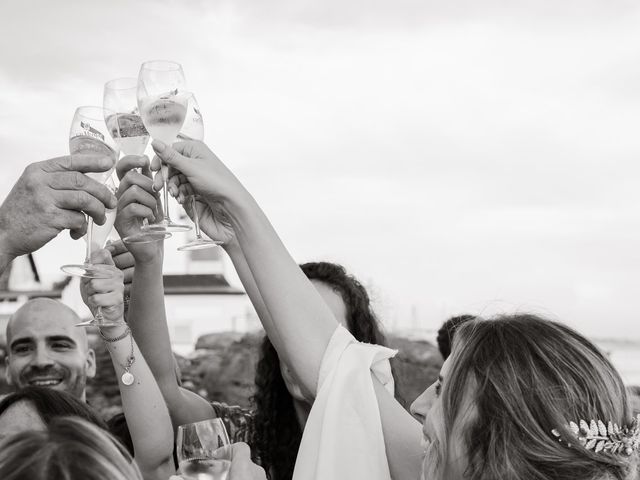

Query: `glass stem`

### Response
(85, 217, 94, 264)
(162, 163, 170, 221)
(191, 196, 202, 240)
(85, 217, 102, 320)
(139, 167, 150, 229)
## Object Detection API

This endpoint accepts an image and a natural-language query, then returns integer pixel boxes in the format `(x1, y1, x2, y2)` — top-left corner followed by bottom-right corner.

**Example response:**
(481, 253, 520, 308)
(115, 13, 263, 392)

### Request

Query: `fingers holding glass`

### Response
(117, 164, 170, 245)
(78, 249, 125, 328)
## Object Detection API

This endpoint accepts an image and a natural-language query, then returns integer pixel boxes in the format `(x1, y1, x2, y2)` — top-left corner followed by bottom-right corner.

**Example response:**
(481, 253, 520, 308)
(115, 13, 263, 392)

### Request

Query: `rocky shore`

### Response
(0, 330, 442, 417)
(2, 331, 638, 417)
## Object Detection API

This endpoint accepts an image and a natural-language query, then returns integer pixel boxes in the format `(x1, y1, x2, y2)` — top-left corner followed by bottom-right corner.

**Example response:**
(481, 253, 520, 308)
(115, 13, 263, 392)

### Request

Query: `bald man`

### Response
(4, 298, 96, 401)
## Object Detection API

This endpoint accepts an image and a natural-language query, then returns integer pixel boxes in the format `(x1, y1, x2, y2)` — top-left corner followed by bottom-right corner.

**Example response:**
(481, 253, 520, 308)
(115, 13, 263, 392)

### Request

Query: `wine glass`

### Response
(177, 93, 221, 251)
(61, 106, 119, 279)
(137, 60, 191, 233)
(75, 175, 125, 328)
(176, 419, 231, 480)
(104, 77, 170, 244)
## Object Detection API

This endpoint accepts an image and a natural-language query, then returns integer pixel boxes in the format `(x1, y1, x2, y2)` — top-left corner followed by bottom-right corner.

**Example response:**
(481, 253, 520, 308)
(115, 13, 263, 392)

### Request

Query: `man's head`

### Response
(5, 299, 96, 401)
(436, 314, 475, 360)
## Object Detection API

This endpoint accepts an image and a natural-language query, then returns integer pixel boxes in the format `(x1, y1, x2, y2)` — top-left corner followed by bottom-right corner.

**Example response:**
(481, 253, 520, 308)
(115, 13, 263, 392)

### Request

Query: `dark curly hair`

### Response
(250, 262, 389, 480)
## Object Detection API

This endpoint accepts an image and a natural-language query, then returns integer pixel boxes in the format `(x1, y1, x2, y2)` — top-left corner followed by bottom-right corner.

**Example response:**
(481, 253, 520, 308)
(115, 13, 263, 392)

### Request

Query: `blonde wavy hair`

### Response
(0, 416, 142, 480)
(430, 314, 639, 480)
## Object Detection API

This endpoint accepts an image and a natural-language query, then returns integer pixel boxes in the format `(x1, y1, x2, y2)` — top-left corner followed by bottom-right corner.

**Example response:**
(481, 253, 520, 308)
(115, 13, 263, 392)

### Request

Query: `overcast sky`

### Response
(2, 0, 640, 339)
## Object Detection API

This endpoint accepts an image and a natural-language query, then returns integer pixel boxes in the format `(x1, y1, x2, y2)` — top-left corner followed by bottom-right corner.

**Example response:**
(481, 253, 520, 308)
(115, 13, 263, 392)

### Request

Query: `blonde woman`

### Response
(153, 138, 640, 480)
(0, 417, 143, 480)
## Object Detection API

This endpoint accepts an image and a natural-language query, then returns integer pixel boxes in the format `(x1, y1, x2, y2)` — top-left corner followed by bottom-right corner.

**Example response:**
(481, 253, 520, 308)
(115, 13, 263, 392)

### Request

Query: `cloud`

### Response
(2, 0, 640, 339)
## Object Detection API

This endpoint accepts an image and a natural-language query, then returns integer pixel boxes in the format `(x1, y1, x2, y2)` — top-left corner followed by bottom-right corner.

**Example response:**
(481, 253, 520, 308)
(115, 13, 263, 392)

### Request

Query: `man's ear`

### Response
(85, 348, 97, 379)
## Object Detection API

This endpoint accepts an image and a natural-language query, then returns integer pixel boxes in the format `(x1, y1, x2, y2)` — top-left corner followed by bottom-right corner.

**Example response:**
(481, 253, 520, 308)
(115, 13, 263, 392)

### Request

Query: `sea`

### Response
(397, 329, 640, 387)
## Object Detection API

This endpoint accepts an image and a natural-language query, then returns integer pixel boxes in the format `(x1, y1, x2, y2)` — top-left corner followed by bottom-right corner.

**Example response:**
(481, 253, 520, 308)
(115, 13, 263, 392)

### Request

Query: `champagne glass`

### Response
(104, 77, 170, 244)
(75, 176, 124, 328)
(61, 106, 119, 279)
(177, 419, 231, 480)
(137, 60, 191, 233)
(177, 93, 221, 251)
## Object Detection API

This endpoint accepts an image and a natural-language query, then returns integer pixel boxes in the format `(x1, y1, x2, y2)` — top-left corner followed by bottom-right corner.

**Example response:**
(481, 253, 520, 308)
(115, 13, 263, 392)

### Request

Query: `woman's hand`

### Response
(106, 240, 135, 298)
(150, 140, 246, 206)
(168, 174, 237, 247)
(80, 249, 124, 323)
(221, 443, 267, 480)
(114, 155, 163, 265)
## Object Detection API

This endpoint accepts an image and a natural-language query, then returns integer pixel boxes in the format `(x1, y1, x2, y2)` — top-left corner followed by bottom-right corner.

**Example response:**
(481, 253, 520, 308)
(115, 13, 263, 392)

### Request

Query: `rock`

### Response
(388, 335, 442, 407)
(1, 331, 638, 420)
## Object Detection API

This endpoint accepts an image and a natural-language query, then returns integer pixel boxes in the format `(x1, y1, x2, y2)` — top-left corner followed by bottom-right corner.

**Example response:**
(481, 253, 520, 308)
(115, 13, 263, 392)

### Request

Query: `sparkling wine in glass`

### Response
(61, 106, 119, 279)
(177, 93, 221, 252)
(104, 77, 170, 244)
(177, 419, 231, 480)
(137, 60, 191, 233)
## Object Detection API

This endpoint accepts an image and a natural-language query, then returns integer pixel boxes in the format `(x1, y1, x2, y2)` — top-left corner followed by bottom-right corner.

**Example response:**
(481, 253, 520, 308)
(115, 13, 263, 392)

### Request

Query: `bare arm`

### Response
(128, 255, 215, 427)
(82, 250, 174, 480)
(155, 141, 424, 478)
(112, 157, 215, 429)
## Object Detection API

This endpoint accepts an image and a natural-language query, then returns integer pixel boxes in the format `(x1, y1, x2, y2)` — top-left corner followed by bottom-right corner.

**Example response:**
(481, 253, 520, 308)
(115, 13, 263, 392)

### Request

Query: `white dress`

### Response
(293, 325, 398, 480)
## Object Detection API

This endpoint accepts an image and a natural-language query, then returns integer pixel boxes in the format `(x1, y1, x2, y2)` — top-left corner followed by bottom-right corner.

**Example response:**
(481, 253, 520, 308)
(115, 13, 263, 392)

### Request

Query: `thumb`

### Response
(90, 248, 116, 266)
(151, 140, 189, 173)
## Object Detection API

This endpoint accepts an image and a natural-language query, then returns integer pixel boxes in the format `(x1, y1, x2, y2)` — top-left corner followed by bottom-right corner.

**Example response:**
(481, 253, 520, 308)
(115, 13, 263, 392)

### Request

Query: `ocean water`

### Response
(595, 340, 640, 387)
(397, 329, 640, 387)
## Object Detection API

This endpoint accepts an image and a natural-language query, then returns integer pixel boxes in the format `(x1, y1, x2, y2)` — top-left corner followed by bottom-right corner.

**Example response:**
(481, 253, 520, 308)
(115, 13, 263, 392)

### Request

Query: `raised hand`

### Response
(114, 155, 163, 264)
(106, 240, 135, 298)
(168, 175, 236, 246)
(150, 140, 245, 205)
(0, 155, 117, 259)
(80, 249, 124, 324)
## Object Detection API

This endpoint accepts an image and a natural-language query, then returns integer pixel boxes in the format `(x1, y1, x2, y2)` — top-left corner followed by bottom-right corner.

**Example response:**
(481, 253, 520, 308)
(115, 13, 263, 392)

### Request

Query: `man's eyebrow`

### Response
(46, 336, 77, 345)
(9, 337, 33, 350)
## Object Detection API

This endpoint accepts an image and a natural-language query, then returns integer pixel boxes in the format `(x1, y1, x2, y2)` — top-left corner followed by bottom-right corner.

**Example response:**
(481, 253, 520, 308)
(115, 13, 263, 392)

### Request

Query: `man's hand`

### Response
(0, 155, 117, 259)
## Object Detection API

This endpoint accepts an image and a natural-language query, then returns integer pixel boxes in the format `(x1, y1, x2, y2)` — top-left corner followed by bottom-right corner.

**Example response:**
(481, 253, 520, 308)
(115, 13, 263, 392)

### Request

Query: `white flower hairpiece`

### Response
(552, 414, 640, 456)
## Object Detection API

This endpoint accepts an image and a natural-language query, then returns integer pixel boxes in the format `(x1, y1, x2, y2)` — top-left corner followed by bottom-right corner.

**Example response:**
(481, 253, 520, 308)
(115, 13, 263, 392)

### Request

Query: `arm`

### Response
(112, 156, 214, 428)
(154, 141, 424, 479)
(168, 177, 305, 392)
(81, 249, 174, 480)
(164, 164, 330, 398)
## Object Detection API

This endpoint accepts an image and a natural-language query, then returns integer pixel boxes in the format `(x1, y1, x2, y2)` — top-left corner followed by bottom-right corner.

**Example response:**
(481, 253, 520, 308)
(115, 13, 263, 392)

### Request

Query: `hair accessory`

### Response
(552, 415, 640, 456)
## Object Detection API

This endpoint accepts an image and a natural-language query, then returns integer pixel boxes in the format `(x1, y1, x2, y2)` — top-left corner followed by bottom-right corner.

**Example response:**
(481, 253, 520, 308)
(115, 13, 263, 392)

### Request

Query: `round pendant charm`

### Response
(121, 372, 135, 386)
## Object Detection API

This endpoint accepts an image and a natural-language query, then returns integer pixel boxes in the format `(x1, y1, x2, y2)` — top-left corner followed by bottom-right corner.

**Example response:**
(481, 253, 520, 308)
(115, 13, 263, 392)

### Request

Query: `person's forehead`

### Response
(9, 305, 83, 344)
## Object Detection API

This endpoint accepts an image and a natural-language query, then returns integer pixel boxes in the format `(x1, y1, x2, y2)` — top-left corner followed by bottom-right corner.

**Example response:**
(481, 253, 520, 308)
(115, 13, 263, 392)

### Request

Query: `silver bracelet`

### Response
(100, 326, 136, 386)
(99, 326, 131, 343)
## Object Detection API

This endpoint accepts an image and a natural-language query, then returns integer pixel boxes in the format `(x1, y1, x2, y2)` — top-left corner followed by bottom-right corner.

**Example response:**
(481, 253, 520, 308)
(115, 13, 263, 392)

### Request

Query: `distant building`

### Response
(0, 219, 260, 353)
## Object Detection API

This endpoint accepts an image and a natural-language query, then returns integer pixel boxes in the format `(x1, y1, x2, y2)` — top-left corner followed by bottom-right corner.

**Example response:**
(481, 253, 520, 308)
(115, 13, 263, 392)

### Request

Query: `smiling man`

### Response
(4, 298, 96, 401)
